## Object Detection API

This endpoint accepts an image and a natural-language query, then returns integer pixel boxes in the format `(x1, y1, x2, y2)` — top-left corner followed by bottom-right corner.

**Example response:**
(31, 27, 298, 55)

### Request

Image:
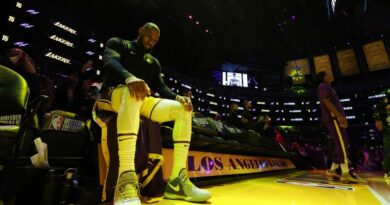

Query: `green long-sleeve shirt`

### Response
(102, 37, 177, 99)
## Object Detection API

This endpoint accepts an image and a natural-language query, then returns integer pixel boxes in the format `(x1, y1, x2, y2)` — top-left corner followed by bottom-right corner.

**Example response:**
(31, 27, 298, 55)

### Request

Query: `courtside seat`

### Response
(0, 65, 30, 202)
(0, 125, 19, 139)
(161, 111, 297, 158)
(161, 124, 224, 150)
(0, 65, 48, 202)
(0, 65, 29, 163)
(190, 133, 225, 150)
(39, 110, 87, 166)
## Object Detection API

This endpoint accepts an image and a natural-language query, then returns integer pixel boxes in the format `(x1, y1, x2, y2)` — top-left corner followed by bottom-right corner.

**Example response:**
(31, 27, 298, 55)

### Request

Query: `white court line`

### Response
(368, 186, 390, 205)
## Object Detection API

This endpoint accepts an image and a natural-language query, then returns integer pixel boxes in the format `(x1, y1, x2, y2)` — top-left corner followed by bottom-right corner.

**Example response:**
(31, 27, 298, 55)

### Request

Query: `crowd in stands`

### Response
(0, 48, 103, 119)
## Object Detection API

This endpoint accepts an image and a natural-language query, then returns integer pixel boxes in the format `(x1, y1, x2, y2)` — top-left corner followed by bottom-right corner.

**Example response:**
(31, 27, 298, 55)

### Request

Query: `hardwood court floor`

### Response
(147, 170, 390, 205)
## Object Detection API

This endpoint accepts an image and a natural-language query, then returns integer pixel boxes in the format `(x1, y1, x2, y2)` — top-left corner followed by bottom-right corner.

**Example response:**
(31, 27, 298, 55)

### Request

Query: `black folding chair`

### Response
(0, 65, 46, 203)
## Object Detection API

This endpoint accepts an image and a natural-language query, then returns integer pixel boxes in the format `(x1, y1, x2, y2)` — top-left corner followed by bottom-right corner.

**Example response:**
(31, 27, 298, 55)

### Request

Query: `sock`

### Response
(340, 163, 349, 174)
(330, 163, 339, 171)
(170, 142, 190, 179)
(117, 134, 137, 175)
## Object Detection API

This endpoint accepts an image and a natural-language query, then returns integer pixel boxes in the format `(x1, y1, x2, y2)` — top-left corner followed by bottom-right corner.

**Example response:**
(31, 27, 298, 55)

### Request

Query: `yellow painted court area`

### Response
(149, 171, 390, 205)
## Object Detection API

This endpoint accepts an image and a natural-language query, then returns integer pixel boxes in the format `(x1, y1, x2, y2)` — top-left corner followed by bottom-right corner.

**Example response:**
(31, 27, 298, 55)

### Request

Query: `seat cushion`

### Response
(0, 125, 20, 138)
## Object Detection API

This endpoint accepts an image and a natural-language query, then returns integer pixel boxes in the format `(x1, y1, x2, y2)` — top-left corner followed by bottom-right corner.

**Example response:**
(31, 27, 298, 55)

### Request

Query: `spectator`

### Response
(256, 114, 272, 137)
(275, 128, 284, 144)
(275, 128, 287, 152)
(1, 48, 40, 98)
(55, 59, 96, 115)
(5, 48, 37, 75)
(241, 100, 255, 130)
(72, 60, 97, 117)
(226, 102, 241, 128)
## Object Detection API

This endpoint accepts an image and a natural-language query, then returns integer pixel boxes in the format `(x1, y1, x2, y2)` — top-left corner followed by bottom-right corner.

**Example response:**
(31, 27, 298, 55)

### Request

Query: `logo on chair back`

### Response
(49, 115, 85, 132)
(0, 115, 21, 125)
(49, 115, 64, 130)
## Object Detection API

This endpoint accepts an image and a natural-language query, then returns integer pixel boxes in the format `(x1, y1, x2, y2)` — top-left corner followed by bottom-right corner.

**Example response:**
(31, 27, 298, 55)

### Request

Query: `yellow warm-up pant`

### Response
(110, 85, 192, 144)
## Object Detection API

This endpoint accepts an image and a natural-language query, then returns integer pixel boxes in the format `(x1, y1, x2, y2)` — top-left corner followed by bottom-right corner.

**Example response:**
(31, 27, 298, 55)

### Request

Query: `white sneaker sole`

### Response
(164, 192, 211, 202)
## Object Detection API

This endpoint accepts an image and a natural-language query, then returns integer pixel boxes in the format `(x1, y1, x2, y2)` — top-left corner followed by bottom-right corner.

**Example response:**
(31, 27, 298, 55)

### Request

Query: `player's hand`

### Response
(176, 95, 193, 112)
(126, 76, 151, 101)
(337, 116, 348, 128)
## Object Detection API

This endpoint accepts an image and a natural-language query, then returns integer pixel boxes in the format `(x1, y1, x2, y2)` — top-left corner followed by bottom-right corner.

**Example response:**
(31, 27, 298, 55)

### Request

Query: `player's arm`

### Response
(103, 37, 150, 101)
(103, 37, 133, 82)
(321, 97, 348, 128)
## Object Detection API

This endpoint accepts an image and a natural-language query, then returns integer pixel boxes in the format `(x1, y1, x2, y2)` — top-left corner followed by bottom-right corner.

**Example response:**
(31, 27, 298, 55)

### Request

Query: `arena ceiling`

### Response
(39, 0, 368, 80)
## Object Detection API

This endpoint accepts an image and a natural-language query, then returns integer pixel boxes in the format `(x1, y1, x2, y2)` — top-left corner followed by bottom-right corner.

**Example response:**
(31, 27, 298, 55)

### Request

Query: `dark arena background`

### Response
(0, 0, 390, 204)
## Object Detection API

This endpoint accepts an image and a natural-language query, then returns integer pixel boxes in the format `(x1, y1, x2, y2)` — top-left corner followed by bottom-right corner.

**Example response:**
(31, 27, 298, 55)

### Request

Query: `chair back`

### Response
(0, 65, 29, 115)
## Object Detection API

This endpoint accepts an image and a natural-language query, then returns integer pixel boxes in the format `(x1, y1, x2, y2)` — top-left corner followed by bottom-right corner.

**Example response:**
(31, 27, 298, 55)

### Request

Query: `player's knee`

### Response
(112, 87, 143, 112)
(170, 101, 191, 120)
(123, 87, 147, 104)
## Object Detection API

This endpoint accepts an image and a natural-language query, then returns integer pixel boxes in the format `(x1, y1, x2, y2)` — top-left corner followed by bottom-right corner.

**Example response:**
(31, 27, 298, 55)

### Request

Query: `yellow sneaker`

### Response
(114, 171, 141, 205)
(340, 173, 363, 184)
(325, 170, 340, 178)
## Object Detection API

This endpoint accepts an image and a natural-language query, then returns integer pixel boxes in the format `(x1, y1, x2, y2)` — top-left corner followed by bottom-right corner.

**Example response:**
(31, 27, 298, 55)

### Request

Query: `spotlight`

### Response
(8, 16, 15, 23)
(2, 35, 9, 42)
(16, 2, 22, 8)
